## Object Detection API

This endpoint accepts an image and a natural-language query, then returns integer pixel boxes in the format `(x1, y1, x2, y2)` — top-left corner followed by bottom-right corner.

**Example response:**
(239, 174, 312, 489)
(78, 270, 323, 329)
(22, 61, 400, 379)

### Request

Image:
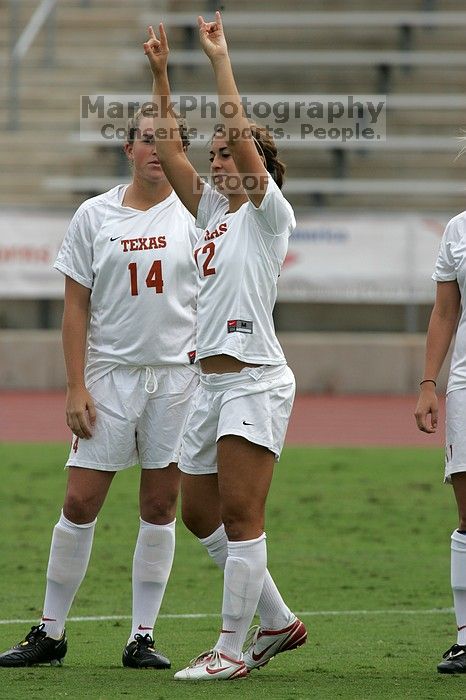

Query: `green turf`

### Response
(0, 444, 462, 698)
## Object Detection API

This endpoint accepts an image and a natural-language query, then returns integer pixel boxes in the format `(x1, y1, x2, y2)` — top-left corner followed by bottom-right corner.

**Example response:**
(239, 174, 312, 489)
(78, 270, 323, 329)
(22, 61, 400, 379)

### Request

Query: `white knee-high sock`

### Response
(42, 511, 96, 640)
(451, 530, 466, 645)
(199, 524, 293, 630)
(199, 524, 228, 568)
(214, 534, 267, 659)
(129, 518, 176, 643)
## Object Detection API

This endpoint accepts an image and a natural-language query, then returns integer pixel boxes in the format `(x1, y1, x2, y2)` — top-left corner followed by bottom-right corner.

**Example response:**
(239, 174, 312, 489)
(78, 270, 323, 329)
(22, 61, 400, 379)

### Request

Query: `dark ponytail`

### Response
(249, 123, 286, 189)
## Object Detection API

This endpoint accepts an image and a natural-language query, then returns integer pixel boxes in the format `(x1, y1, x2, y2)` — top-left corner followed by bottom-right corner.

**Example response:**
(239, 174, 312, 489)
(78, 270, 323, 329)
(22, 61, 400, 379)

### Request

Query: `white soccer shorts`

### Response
(445, 388, 466, 483)
(66, 365, 199, 471)
(178, 364, 295, 475)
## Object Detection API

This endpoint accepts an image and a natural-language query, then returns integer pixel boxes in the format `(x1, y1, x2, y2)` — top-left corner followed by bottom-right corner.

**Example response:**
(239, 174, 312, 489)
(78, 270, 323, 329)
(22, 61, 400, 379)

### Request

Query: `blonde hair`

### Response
(126, 104, 190, 149)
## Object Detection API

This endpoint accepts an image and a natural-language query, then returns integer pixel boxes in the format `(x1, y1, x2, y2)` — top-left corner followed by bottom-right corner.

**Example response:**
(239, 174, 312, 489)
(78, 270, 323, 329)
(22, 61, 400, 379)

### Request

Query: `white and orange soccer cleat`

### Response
(174, 649, 248, 681)
(243, 615, 307, 670)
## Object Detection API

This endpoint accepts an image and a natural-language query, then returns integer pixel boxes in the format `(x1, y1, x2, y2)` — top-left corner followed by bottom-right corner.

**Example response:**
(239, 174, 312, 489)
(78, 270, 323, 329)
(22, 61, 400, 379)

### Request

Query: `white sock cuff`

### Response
(227, 533, 266, 553)
(59, 510, 96, 530)
(452, 530, 466, 550)
(139, 517, 176, 531)
(199, 523, 226, 547)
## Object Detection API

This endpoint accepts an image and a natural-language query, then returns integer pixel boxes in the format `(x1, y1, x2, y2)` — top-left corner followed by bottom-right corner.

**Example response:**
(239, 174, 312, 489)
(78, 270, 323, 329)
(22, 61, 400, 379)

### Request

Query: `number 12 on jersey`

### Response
(194, 242, 216, 277)
(128, 260, 164, 296)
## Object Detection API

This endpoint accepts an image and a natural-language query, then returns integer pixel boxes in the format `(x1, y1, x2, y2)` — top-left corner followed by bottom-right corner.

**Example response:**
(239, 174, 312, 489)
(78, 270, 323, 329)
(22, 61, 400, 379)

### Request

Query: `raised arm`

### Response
(198, 11, 268, 207)
(414, 281, 461, 433)
(144, 24, 204, 218)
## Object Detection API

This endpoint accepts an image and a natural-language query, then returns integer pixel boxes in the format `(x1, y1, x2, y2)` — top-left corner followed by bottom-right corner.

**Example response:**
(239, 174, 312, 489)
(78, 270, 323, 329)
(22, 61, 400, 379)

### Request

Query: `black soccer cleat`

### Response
(0, 624, 67, 667)
(122, 633, 171, 669)
(437, 643, 466, 673)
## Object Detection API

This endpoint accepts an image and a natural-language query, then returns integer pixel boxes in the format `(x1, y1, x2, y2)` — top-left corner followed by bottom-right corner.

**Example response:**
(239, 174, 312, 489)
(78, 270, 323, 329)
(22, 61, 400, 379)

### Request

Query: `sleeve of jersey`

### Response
(432, 217, 462, 282)
(195, 181, 228, 230)
(249, 175, 296, 237)
(53, 207, 94, 289)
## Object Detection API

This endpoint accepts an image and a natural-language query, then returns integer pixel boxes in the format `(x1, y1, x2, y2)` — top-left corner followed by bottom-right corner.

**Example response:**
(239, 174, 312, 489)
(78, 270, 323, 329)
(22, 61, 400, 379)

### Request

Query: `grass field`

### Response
(0, 443, 464, 699)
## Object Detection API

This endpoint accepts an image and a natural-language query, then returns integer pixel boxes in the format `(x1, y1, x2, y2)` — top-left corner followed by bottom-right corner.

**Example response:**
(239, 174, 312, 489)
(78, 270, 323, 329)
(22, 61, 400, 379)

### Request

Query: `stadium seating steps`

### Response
(1, 0, 466, 211)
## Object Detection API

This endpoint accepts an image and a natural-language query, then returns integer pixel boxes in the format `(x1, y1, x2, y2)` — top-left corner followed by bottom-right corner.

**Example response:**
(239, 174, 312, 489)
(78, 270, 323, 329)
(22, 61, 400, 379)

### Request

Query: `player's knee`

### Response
(140, 495, 178, 524)
(223, 520, 252, 541)
(63, 490, 100, 524)
(222, 508, 264, 541)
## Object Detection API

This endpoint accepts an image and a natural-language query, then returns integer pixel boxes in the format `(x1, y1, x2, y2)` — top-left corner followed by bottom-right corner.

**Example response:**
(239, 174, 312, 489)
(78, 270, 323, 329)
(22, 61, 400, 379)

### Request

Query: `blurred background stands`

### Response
(0, 0, 463, 392)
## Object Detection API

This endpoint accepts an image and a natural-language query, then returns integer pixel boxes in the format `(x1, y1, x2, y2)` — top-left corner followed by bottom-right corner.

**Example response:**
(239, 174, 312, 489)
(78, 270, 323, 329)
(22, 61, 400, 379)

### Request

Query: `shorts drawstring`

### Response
(144, 367, 158, 394)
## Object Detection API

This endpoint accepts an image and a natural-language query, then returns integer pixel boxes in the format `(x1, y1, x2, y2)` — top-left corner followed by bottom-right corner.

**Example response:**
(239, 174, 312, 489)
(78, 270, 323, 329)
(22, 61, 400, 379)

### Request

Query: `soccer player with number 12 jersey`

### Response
(145, 12, 307, 681)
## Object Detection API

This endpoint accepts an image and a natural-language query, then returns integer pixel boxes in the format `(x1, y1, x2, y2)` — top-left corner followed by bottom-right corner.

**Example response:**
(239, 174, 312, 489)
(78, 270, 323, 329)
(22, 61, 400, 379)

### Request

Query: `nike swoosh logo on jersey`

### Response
(110, 235, 124, 241)
(242, 421, 254, 426)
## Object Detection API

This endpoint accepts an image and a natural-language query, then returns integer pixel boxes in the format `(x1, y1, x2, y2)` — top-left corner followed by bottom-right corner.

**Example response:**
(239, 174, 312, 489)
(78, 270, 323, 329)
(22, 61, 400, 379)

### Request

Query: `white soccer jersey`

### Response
(194, 176, 296, 364)
(433, 211, 466, 394)
(55, 185, 198, 385)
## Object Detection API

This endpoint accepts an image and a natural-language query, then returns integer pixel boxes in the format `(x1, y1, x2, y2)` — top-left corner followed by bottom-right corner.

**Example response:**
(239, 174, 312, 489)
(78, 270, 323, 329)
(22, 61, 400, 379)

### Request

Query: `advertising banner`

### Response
(0, 209, 446, 302)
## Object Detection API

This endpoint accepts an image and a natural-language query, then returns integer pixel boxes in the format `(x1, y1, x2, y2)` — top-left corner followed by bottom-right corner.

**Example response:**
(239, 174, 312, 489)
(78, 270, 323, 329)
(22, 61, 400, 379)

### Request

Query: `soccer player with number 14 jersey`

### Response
(0, 108, 199, 669)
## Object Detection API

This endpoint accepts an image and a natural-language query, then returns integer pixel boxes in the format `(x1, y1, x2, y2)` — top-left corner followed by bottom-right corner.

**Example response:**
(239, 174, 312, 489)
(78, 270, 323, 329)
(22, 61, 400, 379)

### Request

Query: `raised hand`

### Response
(198, 11, 228, 61)
(143, 23, 169, 76)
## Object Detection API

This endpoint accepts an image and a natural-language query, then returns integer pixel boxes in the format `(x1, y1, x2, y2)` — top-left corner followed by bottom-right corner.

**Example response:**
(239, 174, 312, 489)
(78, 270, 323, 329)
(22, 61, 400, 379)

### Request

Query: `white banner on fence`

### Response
(280, 213, 446, 303)
(0, 210, 69, 299)
(0, 208, 447, 302)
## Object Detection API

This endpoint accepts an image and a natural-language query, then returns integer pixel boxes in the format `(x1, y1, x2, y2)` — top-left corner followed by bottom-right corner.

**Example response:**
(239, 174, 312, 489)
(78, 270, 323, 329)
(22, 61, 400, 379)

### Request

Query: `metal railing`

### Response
(9, 0, 58, 129)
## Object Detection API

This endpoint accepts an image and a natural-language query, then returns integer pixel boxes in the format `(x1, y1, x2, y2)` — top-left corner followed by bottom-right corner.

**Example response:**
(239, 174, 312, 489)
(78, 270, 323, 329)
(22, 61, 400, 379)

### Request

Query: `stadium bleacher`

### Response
(2, 0, 466, 210)
(0, 0, 464, 391)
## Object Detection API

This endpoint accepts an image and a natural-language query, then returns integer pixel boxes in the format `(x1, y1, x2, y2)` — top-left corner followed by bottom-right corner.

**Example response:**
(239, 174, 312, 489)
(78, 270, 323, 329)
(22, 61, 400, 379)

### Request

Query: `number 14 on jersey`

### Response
(128, 260, 164, 296)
